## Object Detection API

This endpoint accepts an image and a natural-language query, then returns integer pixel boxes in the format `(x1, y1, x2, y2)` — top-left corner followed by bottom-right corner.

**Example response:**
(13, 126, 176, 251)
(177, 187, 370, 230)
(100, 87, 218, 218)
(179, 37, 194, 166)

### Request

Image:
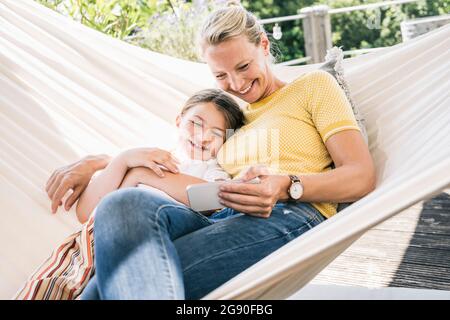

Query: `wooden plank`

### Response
(350, 231, 450, 250)
(310, 191, 450, 291)
(301, 6, 332, 63)
(401, 14, 450, 41)
(337, 248, 450, 266)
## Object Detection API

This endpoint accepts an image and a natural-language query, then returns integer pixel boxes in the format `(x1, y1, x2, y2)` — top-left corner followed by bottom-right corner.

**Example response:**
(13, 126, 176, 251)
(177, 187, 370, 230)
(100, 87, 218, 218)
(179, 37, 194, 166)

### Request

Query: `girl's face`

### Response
(176, 102, 227, 161)
(202, 34, 280, 103)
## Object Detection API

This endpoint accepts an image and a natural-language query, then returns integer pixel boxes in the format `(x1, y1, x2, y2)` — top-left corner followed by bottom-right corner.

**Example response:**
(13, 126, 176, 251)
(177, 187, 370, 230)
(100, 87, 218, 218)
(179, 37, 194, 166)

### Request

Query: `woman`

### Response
(46, 4, 375, 299)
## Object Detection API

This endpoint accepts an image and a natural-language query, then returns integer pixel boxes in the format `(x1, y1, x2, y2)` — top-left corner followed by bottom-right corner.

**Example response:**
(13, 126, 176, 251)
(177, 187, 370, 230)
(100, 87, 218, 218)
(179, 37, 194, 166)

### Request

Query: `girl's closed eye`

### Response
(238, 63, 249, 71)
(190, 120, 203, 127)
(212, 129, 225, 139)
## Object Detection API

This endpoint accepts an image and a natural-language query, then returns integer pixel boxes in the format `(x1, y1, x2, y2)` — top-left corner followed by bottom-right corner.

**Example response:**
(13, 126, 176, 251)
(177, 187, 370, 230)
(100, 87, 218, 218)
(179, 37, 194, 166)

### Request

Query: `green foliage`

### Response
(35, 0, 223, 61)
(35, 0, 450, 62)
(321, 0, 450, 51)
(244, 0, 449, 61)
(242, 0, 316, 62)
(128, 1, 223, 61)
(35, 0, 161, 39)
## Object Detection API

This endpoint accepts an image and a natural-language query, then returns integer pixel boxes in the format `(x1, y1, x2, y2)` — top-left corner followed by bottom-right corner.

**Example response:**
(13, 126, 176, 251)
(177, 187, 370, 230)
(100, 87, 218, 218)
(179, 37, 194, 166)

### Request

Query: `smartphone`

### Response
(186, 178, 260, 212)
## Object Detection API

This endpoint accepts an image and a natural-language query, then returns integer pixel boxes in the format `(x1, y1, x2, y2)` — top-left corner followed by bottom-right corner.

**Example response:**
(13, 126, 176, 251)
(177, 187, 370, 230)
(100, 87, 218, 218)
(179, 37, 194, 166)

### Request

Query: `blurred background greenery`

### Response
(34, 0, 449, 63)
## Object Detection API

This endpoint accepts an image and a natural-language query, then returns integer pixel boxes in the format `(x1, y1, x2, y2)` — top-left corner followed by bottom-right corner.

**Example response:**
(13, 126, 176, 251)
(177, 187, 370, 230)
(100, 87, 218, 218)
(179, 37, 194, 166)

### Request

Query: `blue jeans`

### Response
(80, 187, 325, 300)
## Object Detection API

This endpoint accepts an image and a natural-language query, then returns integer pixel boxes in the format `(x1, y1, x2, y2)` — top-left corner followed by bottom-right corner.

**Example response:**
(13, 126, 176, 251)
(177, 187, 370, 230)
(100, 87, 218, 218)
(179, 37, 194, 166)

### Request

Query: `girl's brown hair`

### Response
(181, 89, 245, 132)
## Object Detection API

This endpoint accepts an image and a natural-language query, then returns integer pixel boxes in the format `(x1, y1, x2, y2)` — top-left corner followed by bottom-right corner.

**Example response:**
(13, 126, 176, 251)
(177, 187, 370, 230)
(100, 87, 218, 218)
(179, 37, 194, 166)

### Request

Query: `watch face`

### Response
(290, 183, 303, 199)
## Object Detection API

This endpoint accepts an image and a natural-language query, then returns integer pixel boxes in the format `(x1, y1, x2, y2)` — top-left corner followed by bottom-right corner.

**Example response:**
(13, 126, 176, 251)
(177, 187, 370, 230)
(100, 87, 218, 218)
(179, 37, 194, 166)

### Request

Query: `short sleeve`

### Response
(308, 71, 361, 143)
(203, 160, 231, 182)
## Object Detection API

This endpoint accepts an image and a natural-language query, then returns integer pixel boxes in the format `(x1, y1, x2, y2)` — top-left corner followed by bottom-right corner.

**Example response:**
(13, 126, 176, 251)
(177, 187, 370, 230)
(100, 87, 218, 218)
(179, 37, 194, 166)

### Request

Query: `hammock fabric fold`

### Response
(0, 0, 449, 299)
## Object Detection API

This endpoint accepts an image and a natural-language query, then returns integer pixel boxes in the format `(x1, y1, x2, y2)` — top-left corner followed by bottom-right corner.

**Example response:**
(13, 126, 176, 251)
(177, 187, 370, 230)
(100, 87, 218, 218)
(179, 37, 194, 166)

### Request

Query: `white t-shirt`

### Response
(136, 147, 231, 201)
(177, 157, 231, 182)
(136, 147, 230, 189)
(173, 146, 231, 182)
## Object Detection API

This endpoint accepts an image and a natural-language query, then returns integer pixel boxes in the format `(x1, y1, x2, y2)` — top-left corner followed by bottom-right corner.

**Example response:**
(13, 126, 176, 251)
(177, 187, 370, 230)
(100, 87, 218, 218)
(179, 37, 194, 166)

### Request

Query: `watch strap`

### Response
(289, 175, 300, 184)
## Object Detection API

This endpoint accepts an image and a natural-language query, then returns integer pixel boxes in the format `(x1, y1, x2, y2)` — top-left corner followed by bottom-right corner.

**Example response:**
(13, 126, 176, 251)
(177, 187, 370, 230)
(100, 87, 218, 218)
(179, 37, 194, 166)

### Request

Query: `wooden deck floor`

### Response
(310, 189, 450, 291)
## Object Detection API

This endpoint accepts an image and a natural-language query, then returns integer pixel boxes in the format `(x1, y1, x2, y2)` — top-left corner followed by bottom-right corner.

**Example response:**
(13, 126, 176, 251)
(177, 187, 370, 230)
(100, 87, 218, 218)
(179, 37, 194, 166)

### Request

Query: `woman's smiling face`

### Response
(202, 34, 277, 104)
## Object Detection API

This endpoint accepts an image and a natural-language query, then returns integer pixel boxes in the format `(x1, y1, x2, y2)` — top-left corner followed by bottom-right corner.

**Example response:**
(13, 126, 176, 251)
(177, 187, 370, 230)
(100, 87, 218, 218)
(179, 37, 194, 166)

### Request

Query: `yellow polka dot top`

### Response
(216, 70, 361, 218)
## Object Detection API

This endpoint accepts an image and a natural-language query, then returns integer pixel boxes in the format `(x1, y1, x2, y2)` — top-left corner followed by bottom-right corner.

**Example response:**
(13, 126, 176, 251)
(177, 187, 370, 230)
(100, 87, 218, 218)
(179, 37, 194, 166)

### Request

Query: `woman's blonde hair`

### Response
(199, 2, 276, 62)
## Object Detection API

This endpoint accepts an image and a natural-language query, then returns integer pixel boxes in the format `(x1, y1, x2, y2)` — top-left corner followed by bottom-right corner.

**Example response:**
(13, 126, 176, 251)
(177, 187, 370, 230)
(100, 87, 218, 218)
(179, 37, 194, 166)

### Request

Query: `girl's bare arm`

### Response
(119, 167, 207, 206)
(75, 148, 180, 223)
(76, 156, 129, 223)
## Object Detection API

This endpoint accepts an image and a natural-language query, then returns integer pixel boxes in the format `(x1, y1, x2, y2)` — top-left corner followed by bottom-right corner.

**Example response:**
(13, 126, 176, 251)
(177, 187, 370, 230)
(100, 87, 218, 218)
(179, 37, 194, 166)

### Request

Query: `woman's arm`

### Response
(118, 167, 207, 206)
(46, 154, 112, 213)
(218, 130, 376, 218)
(274, 130, 376, 202)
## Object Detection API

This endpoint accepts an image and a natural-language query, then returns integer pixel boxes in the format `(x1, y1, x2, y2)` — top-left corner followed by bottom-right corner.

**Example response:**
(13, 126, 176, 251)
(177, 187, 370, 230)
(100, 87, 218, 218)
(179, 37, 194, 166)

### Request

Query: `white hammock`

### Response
(0, 0, 449, 299)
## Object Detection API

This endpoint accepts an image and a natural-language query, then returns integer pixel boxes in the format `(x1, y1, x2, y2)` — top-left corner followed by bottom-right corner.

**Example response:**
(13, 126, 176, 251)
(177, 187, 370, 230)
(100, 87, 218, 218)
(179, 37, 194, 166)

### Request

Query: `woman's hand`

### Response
(218, 166, 291, 218)
(117, 148, 180, 178)
(46, 154, 111, 213)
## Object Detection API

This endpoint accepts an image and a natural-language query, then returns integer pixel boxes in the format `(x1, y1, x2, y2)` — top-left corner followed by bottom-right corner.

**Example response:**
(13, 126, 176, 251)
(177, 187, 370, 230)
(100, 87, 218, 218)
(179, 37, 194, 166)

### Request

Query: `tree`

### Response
(35, 0, 450, 62)
(244, 0, 450, 62)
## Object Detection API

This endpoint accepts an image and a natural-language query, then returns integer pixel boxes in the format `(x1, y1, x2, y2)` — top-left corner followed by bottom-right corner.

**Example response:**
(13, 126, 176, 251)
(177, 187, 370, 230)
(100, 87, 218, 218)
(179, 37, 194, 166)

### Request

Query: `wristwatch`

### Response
(287, 175, 304, 201)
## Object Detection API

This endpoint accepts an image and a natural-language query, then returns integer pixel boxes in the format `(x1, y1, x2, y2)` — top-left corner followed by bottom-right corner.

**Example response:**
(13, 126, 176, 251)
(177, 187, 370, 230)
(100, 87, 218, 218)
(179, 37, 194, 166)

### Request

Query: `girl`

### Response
(75, 89, 244, 223)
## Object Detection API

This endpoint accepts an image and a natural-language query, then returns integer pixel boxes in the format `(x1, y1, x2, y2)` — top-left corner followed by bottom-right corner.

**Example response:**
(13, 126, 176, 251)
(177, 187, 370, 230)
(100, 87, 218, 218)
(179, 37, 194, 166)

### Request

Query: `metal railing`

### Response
(258, 0, 421, 65)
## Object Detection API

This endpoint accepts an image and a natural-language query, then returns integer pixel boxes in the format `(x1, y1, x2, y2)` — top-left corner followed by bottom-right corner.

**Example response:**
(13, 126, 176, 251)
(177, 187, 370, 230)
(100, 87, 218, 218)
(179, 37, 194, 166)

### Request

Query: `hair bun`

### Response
(226, 0, 242, 8)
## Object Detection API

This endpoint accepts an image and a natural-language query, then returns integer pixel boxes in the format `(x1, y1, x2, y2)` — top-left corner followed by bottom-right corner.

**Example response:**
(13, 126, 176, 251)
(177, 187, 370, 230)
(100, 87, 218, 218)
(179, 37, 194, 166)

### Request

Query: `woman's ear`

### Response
(260, 33, 271, 56)
(175, 115, 181, 128)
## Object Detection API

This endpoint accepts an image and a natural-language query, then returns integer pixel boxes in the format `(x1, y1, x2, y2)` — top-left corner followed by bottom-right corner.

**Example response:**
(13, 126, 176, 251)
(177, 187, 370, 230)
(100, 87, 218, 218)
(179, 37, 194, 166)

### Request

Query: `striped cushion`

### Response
(14, 215, 95, 300)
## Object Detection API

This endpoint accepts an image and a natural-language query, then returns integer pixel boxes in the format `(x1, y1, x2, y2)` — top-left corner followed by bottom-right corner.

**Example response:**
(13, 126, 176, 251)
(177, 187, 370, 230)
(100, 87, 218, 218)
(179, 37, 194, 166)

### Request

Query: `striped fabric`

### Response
(13, 215, 95, 300)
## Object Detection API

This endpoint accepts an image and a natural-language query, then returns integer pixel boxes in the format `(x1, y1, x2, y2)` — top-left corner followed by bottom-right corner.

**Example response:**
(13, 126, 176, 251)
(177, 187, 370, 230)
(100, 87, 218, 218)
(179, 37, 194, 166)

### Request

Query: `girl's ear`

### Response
(175, 115, 181, 127)
(260, 33, 271, 56)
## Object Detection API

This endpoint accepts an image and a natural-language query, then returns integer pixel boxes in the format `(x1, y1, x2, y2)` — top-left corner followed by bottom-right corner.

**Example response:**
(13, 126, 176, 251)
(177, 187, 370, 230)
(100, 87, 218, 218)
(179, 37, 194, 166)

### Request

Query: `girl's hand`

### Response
(118, 148, 180, 178)
(218, 166, 291, 218)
